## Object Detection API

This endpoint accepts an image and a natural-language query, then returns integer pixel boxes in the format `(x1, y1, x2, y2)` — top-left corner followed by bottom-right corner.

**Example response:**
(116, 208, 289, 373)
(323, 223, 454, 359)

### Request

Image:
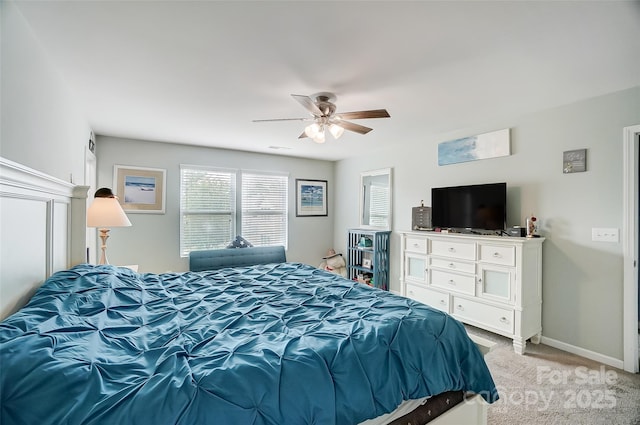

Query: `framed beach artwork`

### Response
(296, 179, 328, 217)
(438, 128, 511, 166)
(114, 165, 166, 214)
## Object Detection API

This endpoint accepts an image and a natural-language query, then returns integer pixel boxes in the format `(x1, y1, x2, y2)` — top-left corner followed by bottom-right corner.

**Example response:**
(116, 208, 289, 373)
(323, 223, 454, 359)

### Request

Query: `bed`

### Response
(0, 158, 498, 425)
(1, 261, 497, 424)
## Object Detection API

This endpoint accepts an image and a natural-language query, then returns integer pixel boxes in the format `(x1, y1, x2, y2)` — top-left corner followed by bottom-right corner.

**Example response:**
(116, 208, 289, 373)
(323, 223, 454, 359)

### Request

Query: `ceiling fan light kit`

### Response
(305, 123, 326, 143)
(303, 121, 345, 144)
(253, 92, 390, 143)
(303, 123, 320, 137)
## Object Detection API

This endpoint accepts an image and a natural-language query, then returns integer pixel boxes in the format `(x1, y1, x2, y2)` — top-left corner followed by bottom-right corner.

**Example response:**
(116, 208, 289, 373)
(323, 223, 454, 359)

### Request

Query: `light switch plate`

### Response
(592, 228, 619, 242)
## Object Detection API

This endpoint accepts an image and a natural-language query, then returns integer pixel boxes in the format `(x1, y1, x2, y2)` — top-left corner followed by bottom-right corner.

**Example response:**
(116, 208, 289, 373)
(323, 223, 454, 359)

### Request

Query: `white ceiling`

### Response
(14, 0, 640, 161)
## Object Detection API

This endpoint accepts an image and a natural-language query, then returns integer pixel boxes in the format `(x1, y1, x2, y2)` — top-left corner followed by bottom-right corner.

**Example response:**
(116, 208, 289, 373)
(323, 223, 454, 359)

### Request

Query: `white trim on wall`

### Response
(85, 147, 97, 264)
(541, 336, 624, 370)
(622, 124, 639, 373)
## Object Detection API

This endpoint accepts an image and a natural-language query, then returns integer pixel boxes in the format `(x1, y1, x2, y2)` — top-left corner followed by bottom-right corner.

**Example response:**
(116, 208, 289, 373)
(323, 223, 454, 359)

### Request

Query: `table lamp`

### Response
(87, 187, 132, 265)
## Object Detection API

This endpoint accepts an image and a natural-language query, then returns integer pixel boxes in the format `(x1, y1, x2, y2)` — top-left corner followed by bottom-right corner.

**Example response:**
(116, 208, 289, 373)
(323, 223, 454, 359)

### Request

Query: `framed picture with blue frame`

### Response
(295, 179, 328, 217)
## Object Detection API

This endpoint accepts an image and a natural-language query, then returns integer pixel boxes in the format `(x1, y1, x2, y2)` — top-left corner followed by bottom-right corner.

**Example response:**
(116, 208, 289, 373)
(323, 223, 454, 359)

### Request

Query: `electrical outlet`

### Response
(591, 228, 619, 242)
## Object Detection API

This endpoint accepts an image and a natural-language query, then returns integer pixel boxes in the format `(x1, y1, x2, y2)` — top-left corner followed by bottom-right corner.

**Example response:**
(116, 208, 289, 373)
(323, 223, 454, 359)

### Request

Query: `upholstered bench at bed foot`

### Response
(189, 245, 286, 271)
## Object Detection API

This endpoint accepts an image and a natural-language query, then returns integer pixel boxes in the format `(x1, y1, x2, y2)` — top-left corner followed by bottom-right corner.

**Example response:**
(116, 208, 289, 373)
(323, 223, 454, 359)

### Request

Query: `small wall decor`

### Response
(438, 128, 511, 166)
(114, 165, 166, 213)
(295, 179, 328, 217)
(563, 149, 587, 173)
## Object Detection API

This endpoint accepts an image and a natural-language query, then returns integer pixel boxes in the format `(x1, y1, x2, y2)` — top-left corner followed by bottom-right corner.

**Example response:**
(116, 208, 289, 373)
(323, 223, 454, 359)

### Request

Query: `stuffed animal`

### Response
(319, 248, 347, 277)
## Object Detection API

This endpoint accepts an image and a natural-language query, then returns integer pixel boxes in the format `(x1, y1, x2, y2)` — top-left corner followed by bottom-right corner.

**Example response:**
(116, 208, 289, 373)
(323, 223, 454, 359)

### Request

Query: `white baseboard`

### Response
(541, 336, 624, 370)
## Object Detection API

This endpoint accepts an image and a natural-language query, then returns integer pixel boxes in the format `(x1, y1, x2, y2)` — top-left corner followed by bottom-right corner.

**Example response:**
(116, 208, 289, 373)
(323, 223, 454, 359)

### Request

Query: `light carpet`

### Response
(464, 326, 640, 425)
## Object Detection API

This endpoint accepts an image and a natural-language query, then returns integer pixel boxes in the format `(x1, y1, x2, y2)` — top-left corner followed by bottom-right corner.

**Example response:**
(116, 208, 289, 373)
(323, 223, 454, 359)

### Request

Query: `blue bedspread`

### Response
(0, 263, 497, 425)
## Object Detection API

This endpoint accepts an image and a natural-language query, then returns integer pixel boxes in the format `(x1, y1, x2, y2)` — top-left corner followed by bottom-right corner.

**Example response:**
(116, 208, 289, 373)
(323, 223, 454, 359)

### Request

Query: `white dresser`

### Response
(400, 231, 545, 354)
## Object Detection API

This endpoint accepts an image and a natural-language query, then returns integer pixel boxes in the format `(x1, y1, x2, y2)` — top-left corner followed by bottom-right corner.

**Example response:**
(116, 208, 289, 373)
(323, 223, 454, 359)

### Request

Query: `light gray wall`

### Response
(334, 86, 640, 361)
(95, 136, 335, 273)
(0, 1, 89, 183)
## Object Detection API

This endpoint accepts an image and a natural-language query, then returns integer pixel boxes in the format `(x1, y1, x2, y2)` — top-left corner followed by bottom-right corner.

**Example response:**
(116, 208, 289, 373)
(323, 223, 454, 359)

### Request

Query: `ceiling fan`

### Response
(253, 92, 390, 144)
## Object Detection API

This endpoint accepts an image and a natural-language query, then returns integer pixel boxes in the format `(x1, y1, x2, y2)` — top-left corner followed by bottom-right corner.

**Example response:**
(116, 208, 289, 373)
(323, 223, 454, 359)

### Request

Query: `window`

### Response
(241, 171, 288, 247)
(180, 166, 236, 257)
(180, 165, 288, 257)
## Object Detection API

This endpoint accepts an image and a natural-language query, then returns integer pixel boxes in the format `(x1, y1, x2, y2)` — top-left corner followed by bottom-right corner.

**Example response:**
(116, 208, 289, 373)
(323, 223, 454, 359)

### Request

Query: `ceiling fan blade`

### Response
(337, 120, 373, 135)
(252, 117, 311, 122)
(291, 94, 323, 116)
(337, 109, 390, 120)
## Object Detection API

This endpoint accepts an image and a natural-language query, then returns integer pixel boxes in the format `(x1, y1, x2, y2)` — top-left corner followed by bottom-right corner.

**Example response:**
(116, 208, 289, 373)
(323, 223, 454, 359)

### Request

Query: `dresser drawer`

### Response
(430, 269, 476, 295)
(430, 257, 476, 274)
(404, 236, 428, 254)
(452, 297, 514, 334)
(479, 244, 515, 266)
(406, 283, 449, 312)
(431, 239, 476, 260)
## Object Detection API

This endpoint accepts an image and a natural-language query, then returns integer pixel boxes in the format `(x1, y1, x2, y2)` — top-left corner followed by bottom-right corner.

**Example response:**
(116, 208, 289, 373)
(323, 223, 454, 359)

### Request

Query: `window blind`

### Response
(180, 166, 236, 256)
(241, 172, 288, 248)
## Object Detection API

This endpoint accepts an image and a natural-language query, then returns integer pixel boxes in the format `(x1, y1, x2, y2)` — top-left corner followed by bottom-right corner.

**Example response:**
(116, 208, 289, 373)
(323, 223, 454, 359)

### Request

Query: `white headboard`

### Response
(0, 157, 88, 319)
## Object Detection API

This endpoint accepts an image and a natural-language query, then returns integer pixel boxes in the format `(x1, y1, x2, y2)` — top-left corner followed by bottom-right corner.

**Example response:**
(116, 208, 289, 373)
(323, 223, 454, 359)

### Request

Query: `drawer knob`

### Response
(439, 300, 446, 305)
(413, 243, 420, 247)
(493, 252, 501, 258)
(448, 279, 456, 285)
(448, 247, 456, 252)
(499, 317, 509, 323)
(448, 263, 455, 268)
(456, 304, 464, 311)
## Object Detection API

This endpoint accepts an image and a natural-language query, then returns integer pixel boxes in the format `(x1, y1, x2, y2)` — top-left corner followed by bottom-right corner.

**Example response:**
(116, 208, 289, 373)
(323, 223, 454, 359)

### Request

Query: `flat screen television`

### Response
(431, 182, 506, 231)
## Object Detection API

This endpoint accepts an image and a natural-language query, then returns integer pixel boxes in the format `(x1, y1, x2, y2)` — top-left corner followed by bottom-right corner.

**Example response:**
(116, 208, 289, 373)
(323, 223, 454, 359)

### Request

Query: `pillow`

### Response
(226, 235, 254, 249)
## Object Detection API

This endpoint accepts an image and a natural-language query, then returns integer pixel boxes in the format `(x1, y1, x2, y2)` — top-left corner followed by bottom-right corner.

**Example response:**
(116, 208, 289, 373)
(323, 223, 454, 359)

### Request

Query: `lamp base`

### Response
(98, 228, 111, 265)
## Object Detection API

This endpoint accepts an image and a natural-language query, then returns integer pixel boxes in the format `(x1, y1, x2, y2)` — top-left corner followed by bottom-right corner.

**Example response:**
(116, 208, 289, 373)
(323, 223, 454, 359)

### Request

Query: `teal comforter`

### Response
(0, 263, 497, 424)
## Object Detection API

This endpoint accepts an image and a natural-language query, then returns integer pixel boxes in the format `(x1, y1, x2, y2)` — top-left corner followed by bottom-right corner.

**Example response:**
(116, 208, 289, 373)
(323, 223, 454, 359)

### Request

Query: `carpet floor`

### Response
(464, 326, 640, 425)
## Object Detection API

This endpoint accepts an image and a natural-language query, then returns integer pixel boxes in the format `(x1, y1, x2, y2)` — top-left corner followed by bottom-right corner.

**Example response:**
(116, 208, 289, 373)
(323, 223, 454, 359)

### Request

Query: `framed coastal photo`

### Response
(114, 165, 166, 214)
(296, 179, 328, 217)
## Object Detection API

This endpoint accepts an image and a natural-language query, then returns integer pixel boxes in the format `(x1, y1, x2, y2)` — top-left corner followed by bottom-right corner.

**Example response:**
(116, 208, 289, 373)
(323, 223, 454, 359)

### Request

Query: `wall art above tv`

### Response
(438, 128, 511, 166)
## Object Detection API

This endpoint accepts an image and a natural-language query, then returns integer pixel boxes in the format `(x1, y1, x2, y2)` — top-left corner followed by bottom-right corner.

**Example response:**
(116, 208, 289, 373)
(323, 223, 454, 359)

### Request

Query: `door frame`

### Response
(84, 144, 97, 264)
(622, 124, 639, 373)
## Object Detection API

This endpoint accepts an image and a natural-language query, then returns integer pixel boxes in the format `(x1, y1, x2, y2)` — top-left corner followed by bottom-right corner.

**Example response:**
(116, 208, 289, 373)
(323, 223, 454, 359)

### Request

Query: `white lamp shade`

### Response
(87, 198, 132, 228)
(312, 131, 326, 144)
(329, 124, 344, 139)
(304, 123, 321, 138)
